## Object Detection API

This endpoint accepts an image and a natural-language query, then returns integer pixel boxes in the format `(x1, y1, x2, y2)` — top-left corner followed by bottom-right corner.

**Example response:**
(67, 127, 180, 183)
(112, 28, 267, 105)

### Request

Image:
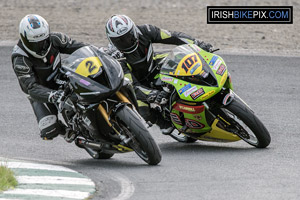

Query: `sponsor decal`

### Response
(209, 55, 218, 66)
(200, 70, 209, 78)
(190, 63, 201, 74)
(174, 79, 178, 84)
(212, 59, 222, 70)
(185, 119, 205, 129)
(183, 86, 198, 97)
(200, 90, 215, 100)
(117, 27, 128, 35)
(220, 71, 227, 86)
(14, 64, 30, 74)
(178, 84, 192, 95)
(173, 103, 205, 114)
(161, 76, 173, 82)
(179, 105, 195, 112)
(190, 88, 205, 100)
(216, 64, 226, 75)
(38, 115, 57, 129)
(80, 79, 91, 86)
(170, 113, 182, 125)
(56, 79, 67, 85)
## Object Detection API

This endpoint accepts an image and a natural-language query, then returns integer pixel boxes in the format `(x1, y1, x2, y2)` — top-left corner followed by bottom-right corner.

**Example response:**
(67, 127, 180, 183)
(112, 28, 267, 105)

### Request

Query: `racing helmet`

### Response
(105, 15, 138, 53)
(19, 14, 51, 58)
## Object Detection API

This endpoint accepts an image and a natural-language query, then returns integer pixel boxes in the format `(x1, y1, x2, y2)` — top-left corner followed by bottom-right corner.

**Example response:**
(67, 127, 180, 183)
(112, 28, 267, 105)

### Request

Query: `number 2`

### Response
(86, 61, 96, 73)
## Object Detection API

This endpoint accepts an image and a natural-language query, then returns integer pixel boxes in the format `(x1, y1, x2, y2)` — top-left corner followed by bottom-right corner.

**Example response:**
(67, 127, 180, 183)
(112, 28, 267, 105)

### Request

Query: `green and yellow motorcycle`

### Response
(155, 44, 270, 148)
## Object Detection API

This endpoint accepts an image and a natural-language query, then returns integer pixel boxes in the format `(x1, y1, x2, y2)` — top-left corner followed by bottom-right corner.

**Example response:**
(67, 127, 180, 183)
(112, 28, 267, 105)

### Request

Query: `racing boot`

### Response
(156, 117, 174, 135)
(40, 116, 64, 140)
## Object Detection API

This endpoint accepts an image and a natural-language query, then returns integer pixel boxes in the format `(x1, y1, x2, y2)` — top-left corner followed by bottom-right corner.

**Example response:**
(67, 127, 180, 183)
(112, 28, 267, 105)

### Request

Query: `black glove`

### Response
(146, 90, 160, 103)
(147, 90, 169, 112)
(106, 44, 123, 59)
(48, 89, 65, 104)
(194, 40, 213, 52)
(154, 90, 169, 105)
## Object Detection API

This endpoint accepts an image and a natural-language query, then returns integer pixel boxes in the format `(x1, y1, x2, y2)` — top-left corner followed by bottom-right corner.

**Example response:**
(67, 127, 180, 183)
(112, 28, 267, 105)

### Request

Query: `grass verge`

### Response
(0, 165, 18, 192)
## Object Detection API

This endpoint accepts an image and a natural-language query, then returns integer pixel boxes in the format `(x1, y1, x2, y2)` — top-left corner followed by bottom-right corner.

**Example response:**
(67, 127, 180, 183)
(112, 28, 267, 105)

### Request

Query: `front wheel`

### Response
(221, 97, 271, 148)
(115, 106, 162, 165)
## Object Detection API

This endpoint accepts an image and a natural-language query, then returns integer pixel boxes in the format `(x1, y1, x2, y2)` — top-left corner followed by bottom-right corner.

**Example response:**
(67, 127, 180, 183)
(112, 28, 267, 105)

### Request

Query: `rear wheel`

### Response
(116, 106, 162, 165)
(221, 97, 271, 148)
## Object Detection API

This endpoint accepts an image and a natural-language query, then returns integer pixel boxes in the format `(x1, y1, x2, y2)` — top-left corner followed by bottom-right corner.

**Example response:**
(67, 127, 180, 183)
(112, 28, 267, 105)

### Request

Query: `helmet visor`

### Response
(21, 34, 51, 57)
(30, 37, 51, 56)
(110, 28, 138, 52)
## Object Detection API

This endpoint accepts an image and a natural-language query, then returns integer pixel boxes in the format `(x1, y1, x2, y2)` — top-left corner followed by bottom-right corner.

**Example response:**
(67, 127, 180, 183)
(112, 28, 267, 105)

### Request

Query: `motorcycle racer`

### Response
(105, 14, 213, 134)
(11, 14, 87, 141)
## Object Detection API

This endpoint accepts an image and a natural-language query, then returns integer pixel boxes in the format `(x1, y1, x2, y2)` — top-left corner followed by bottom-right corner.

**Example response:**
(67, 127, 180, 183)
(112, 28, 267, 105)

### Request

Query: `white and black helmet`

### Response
(105, 15, 138, 53)
(19, 14, 51, 58)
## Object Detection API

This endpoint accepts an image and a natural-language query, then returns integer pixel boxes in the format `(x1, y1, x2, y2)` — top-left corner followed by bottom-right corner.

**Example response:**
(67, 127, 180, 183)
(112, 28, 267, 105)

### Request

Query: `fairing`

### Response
(62, 46, 124, 104)
(160, 44, 238, 142)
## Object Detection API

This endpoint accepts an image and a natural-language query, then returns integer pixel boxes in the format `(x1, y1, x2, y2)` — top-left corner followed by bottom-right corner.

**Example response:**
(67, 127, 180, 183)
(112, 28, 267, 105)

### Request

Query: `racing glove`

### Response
(194, 40, 213, 52)
(154, 90, 169, 105)
(106, 44, 123, 59)
(48, 89, 65, 104)
(147, 90, 169, 112)
(146, 90, 160, 103)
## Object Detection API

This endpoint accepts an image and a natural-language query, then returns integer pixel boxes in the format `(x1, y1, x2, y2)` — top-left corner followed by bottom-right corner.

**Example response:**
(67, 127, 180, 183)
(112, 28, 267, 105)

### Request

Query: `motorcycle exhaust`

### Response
(75, 137, 103, 150)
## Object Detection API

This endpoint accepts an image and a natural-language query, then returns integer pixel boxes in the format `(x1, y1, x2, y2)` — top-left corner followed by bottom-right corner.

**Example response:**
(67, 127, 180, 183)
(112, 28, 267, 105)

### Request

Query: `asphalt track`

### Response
(1, 46, 300, 200)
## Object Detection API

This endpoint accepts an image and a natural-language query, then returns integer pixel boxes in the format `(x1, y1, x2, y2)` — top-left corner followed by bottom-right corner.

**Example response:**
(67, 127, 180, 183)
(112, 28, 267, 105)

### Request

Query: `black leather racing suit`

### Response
(118, 24, 211, 126)
(11, 32, 86, 139)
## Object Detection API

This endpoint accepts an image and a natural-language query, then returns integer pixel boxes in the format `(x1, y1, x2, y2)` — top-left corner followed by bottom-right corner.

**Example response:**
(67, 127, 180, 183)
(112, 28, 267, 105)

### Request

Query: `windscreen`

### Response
(62, 46, 103, 77)
(160, 44, 217, 86)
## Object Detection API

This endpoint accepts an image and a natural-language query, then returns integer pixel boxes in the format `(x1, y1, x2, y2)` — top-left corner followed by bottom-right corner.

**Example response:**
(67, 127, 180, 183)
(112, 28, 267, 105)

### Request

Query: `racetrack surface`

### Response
(1, 46, 300, 200)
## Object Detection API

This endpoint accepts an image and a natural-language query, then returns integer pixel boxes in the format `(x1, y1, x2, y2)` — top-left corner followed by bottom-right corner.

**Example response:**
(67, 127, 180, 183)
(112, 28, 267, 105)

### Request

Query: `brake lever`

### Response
(210, 48, 220, 53)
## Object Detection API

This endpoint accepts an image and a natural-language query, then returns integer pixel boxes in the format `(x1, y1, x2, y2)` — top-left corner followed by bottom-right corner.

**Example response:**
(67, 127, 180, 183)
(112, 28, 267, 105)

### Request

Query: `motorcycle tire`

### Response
(223, 97, 271, 148)
(116, 105, 162, 165)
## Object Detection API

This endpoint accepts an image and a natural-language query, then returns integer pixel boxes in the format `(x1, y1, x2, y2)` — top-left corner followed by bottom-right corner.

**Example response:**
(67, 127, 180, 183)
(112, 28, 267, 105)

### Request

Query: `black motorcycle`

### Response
(55, 46, 161, 165)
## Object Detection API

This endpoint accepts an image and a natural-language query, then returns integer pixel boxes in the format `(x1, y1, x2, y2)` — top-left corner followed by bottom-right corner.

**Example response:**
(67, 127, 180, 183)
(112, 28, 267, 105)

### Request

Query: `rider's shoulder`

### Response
(50, 32, 71, 46)
(137, 24, 159, 34)
(12, 43, 29, 59)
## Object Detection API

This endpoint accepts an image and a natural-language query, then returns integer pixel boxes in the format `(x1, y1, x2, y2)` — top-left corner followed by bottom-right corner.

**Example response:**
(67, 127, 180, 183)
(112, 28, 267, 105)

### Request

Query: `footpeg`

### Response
(146, 121, 153, 128)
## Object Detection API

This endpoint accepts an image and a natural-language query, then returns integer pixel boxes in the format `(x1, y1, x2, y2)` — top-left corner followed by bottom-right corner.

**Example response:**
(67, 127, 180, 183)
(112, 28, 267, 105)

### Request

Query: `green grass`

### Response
(0, 165, 18, 192)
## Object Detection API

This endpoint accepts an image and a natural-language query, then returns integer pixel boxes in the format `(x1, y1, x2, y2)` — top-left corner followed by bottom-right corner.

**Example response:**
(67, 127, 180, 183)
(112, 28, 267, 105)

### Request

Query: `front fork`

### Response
(203, 88, 235, 127)
(97, 91, 132, 129)
(97, 91, 136, 145)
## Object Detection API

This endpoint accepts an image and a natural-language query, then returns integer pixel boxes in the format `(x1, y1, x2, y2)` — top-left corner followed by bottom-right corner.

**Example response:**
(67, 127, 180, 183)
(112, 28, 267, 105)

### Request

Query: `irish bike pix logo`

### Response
(207, 6, 293, 24)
